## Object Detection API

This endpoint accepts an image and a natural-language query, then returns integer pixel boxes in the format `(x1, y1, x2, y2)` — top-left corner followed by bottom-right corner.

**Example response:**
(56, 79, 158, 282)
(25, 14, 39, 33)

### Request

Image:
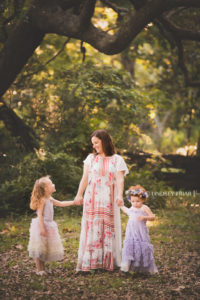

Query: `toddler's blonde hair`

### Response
(30, 176, 50, 210)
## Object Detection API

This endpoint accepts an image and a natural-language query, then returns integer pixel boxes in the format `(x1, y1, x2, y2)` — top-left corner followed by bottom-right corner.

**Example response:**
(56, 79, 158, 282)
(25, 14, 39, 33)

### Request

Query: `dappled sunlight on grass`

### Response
(147, 217, 160, 227)
(0, 202, 199, 299)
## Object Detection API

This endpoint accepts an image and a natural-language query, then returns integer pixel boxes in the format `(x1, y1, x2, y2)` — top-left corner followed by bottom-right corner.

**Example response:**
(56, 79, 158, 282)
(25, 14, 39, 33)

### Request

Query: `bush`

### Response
(124, 156, 171, 209)
(0, 151, 82, 216)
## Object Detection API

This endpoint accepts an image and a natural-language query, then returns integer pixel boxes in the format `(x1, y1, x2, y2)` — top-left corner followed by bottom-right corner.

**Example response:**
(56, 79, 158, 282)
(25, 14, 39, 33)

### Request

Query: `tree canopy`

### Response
(0, 1, 200, 215)
(0, 0, 200, 97)
(0, 0, 200, 151)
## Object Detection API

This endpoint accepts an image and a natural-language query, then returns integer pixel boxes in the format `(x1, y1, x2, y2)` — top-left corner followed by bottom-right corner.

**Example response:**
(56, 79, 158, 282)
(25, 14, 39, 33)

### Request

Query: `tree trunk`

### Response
(121, 52, 136, 78)
(0, 16, 44, 98)
(0, 101, 39, 151)
(197, 135, 200, 157)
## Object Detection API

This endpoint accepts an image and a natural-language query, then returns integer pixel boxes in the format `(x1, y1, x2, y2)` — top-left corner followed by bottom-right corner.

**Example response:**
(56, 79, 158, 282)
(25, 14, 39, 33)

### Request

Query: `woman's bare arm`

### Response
(74, 164, 89, 204)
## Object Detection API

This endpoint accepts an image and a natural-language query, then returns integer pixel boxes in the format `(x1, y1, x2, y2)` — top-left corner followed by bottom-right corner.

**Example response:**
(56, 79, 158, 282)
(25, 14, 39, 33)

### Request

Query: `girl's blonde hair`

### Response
(128, 185, 148, 202)
(30, 176, 50, 210)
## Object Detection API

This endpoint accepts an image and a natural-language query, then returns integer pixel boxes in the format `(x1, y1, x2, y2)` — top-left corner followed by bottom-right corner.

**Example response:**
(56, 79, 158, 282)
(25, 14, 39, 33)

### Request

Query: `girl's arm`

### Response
(74, 164, 89, 205)
(116, 170, 125, 207)
(51, 198, 75, 207)
(120, 205, 130, 216)
(139, 205, 155, 221)
(37, 200, 47, 236)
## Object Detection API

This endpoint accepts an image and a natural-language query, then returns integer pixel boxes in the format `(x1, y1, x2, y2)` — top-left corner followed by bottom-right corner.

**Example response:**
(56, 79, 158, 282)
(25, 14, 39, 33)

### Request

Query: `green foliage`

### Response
(1, 51, 154, 215)
(1, 27, 199, 215)
(13, 46, 152, 155)
(124, 156, 170, 209)
(0, 151, 82, 216)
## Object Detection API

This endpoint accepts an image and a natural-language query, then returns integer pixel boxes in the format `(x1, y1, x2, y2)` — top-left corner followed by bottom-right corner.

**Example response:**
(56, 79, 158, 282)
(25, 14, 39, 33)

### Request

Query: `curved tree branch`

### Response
(159, 16, 200, 41)
(34, 0, 169, 54)
(154, 19, 176, 49)
(0, 16, 44, 97)
(32, 0, 96, 35)
(57, 0, 82, 11)
(176, 39, 200, 87)
(100, 0, 129, 14)
(34, 0, 200, 55)
(1, 0, 200, 99)
(0, 99, 39, 151)
(129, 0, 148, 10)
(156, 15, 200, 87)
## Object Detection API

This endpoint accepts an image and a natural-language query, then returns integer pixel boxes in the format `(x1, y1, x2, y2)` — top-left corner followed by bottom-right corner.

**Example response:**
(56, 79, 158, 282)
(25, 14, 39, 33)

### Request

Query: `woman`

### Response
(74, 129, 129, 271)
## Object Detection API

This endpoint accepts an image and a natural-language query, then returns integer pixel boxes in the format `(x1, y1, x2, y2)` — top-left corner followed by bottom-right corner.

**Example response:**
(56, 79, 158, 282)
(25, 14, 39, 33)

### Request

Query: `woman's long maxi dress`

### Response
(76, 153, 129, 271)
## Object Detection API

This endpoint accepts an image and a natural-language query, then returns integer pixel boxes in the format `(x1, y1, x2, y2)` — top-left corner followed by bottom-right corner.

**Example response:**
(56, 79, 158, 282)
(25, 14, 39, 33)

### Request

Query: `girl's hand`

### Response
(40, 229, 47, 236)
(116, 197, 124, 207)
(74, 196, 83, 205)
(138, 216, 145, 221)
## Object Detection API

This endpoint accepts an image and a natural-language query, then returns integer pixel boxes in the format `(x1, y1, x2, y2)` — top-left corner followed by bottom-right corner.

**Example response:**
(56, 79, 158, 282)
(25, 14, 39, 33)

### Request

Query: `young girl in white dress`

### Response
(28, 175, 75, 275)
(120, 185, 158, 274)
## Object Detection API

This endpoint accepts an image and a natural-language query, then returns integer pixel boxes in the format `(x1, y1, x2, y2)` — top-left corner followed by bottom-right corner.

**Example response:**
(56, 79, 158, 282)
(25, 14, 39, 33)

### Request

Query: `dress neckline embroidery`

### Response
(96, 154, 115, 159)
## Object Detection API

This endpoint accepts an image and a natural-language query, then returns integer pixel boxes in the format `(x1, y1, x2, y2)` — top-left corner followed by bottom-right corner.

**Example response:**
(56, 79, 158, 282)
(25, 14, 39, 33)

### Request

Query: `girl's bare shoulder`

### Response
(142, 204, 151, 212)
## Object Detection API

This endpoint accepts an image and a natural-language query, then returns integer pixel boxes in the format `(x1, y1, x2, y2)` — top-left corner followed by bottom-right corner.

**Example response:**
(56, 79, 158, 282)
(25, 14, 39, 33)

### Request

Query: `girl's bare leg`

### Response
(35, 258, 41, 272)
(35, 259, 45, 272)
(40, 261, 45, 271)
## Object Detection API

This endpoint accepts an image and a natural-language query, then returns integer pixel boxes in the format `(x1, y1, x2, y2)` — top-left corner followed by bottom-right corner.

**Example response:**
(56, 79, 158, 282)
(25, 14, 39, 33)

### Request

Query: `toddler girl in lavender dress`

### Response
(120, 185, 158, 274)
(28, 175, 76, 275)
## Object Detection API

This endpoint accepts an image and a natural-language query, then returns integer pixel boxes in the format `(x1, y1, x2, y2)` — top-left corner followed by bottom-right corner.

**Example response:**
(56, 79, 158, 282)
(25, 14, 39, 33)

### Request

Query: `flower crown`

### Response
(125, 188, 148, 201)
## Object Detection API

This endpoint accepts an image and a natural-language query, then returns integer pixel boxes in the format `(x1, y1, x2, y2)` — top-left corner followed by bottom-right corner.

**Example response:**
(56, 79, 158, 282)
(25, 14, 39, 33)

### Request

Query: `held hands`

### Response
(74, 195, 83, 205)
(116, 197, 124, 207)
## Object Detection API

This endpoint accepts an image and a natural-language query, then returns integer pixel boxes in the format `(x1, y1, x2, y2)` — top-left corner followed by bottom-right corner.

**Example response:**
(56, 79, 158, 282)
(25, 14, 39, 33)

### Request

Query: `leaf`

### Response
(10, 226, 16, 232)
(15, 244, 23, 250)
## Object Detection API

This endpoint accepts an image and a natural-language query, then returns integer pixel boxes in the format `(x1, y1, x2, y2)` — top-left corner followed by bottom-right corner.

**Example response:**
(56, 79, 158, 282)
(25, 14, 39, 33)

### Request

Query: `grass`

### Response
(0, 199, 199, 299)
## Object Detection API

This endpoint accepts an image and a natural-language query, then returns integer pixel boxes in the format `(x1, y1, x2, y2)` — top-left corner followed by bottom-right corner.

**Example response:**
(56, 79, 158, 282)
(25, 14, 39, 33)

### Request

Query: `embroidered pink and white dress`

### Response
(76, 153, 129, 271)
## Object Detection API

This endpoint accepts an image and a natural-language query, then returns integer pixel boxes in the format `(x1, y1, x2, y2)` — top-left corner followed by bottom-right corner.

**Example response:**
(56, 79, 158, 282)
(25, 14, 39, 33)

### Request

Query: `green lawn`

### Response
(0, 202, 199, 299)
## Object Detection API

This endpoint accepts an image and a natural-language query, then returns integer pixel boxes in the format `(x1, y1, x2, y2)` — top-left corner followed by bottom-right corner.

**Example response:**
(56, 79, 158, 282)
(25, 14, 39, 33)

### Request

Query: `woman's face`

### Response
(91, 136, 103, 155)
(131, 196, 143, 208)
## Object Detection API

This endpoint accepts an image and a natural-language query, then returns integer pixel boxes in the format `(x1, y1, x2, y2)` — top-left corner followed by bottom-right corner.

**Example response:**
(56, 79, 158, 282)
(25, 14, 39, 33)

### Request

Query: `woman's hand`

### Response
(74, 196, 83, 205)
(116, 197, 124, 207)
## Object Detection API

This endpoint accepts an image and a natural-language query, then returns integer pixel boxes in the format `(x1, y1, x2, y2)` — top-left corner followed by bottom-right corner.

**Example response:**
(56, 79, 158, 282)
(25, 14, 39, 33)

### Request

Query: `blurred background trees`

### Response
(0, 1, 199, 215)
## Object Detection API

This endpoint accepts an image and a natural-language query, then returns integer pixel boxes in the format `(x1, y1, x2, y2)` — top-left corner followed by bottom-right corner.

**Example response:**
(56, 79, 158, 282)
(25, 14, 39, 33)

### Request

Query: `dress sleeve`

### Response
(116, 155, 129, 176)
(83, 153, 93, 167)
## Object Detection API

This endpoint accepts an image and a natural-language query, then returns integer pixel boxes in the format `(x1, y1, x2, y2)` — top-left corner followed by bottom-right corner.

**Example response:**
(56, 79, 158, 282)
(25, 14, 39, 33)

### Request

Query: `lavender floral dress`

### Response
(121, 205, 158, 273)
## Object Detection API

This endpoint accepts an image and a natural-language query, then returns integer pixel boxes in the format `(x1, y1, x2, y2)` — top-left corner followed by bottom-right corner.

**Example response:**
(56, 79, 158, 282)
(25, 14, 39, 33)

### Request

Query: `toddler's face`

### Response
(45, 179, 56, 194)
(131, 196, 143, 208)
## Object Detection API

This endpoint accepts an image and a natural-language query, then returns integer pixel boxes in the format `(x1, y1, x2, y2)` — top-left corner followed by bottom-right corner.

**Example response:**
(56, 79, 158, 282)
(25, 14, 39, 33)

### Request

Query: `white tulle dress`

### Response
(28, 198, 64, 262)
